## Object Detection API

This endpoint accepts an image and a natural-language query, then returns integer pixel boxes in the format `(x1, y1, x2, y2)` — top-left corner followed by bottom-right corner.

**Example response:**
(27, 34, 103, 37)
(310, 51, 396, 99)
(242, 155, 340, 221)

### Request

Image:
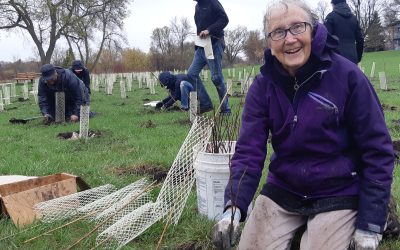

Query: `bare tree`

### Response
(149, 26, 175, 70)
(0, 0, 129, 65)
(315, 0, 331, 22)
(150, 18, 196, 71)
(69, 0, 129, 71)
(224, 26, 249, 66)
(95, 40, 123, 73)
(382, 0, 400, 25)
(150, 26, 174, 55)
(347, 0, 383, 35)
(244, 30, 265, 64)
(169, 17, 193, 54)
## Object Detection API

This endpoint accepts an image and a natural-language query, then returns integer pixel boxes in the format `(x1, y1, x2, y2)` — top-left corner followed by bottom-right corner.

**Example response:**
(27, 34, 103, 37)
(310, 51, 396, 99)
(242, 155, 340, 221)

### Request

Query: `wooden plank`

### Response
(14, 72, 40, 82)
(1, 176, 77, 227)
(0, 173, 72, 196)
(0, 176, 37, 185)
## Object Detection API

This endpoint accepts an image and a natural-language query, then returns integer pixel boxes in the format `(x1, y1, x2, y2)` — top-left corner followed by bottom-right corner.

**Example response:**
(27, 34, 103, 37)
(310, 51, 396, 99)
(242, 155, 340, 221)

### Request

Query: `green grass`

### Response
(0, 53, 398, 249)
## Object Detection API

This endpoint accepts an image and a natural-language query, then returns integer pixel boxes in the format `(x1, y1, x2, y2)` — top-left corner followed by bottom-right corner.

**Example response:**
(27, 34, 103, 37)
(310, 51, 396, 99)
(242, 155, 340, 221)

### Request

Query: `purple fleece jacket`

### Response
(224, 23, 394, 233)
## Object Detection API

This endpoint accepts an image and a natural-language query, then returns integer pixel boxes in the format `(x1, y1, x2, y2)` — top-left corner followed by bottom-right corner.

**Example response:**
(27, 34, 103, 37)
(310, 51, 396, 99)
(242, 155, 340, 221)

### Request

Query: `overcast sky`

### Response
(0, 0, 319, 62)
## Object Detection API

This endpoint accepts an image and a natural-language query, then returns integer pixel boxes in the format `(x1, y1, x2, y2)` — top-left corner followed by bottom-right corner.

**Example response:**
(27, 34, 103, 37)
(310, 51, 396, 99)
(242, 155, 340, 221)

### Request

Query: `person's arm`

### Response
(345, 70, 394, 235)
(207, 0, 229, 37)
(224, 74, 269, 220)
(84, 69, 91, 94)
(355, 20, 364, 63)
(38, 78, 51, 116)
(162, 95, 175, 109)
(65, 73, 84, 117)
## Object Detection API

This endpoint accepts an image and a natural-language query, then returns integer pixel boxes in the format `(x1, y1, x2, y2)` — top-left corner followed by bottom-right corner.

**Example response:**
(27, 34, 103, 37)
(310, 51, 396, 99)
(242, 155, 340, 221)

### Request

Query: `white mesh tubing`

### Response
(34, 184, 117, 223)
(79, 105, 90, 138)
(189, 92, 198, 123)
(96, 202, 162, 249)
(55, 92, 65, 123)
(0, 91, 3, 111)
(23, 83, 29, 100)
(34, 116, 213, 249)
(77, 178, 150, 218)
(95, 193, 152, 232)
(156, 116, 213, 224)
(120, 80, 126, 98)
(96, 116, 213, 249)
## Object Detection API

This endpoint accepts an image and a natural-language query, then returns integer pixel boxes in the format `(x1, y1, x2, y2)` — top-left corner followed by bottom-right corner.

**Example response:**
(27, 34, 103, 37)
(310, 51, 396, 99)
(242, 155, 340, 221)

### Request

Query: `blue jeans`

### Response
(187, 40, 231, 113)
(180, 80, 194, 109)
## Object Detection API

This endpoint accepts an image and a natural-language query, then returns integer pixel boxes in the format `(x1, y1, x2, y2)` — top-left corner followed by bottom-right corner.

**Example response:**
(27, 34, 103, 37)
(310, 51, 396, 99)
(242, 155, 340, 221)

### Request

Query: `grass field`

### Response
(0, 51, 399, 249)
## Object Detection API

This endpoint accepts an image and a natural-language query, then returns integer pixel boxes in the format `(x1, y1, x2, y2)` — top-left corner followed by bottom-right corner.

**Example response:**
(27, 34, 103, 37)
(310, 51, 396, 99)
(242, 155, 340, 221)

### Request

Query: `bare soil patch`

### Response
(175, 119, 191, 126)
(175, 241, 201, 250)
(382, 103, 398, 111)
(113, 164, 168, 183)
(230, 91, 244, 98)
(140, 120, 156, 128)
(57, 130, 102, 139)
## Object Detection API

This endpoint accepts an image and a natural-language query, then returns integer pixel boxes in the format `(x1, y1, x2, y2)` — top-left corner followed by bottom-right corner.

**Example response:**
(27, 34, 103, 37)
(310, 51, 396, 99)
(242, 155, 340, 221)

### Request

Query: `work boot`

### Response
(181, 106, 190, 111)
(200, 105, 213, 114)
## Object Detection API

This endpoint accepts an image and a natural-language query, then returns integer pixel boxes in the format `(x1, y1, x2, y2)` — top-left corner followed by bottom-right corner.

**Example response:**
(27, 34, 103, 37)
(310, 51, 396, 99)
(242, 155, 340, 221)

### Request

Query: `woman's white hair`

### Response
(263, 0, 318, 38)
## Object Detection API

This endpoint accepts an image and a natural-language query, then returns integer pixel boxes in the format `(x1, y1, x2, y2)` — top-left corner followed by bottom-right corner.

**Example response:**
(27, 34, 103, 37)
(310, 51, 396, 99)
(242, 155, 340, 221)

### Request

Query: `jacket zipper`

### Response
(308, 92, 339, 125)
(291, 72, 322, 129)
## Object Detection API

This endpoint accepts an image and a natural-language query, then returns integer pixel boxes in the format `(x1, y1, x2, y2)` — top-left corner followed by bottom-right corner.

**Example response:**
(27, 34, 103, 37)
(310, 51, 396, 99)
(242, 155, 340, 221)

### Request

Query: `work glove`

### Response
(350, 229, 382, 250)
(155, 102, 163, 109)
(43, 114, 53, 124)
(212, 207, 241, 250)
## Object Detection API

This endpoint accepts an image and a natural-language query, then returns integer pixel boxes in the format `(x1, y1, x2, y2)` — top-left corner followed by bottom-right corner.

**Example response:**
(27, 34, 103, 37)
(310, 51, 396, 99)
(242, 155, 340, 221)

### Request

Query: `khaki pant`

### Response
(238, 195, 357, 250)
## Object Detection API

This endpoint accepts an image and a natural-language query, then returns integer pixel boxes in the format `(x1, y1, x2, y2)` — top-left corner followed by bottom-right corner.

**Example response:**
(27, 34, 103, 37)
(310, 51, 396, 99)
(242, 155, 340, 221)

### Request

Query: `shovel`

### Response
(9, 116, 42, 124)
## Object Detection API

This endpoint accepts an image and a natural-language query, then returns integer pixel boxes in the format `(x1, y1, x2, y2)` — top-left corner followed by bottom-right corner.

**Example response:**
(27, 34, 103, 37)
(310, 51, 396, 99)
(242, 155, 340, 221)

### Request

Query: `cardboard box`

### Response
(0, 173, 90, 227)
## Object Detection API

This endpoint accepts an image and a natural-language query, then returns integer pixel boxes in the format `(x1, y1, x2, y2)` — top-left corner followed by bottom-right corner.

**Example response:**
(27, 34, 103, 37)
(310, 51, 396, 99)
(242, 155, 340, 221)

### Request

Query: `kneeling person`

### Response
(39, 64, 88, 123)
(157, 71, 195, 111)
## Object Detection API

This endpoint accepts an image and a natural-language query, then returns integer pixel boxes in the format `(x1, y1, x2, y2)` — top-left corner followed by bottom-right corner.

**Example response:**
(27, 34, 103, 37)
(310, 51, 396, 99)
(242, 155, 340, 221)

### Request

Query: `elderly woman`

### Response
(212, 0, 394, 250)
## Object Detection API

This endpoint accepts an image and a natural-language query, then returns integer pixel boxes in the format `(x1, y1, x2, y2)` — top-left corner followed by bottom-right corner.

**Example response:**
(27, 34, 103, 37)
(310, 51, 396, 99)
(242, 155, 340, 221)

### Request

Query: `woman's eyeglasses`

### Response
(268, 22, 311, 41)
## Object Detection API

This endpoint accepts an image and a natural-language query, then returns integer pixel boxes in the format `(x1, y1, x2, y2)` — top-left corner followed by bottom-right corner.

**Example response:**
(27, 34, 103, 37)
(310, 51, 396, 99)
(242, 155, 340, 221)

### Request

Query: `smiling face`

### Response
(266, 3, 312, 76)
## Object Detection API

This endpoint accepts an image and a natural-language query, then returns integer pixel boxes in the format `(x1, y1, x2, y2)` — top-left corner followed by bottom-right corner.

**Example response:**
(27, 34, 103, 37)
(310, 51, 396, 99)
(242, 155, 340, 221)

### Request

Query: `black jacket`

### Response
(324, 3, 364, 63)
(70, 61, 91, 94)
(194, 0, 229, 44)
(161, 74, 193, 108)
(38, 67, 87, 118)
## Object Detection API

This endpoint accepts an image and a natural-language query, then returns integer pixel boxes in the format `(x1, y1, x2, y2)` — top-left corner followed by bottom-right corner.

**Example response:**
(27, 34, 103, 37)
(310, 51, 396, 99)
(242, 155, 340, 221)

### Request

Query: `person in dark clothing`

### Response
(211, 1, 393, 250)
(156, 71, 195, 111)
(71, 60, 91, 94)
(324, 0, 364, 64)
(187, 0, 230, 114)
(39, 64, 88, 123)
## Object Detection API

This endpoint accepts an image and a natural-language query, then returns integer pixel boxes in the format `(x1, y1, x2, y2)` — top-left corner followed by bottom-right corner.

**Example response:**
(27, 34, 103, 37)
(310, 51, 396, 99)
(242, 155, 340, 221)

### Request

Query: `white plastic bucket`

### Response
(194, 141, 236, 221)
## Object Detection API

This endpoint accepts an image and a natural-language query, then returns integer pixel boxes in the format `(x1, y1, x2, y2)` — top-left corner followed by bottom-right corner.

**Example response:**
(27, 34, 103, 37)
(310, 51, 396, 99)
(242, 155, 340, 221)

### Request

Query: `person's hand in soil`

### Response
(70, 115, 79, 122)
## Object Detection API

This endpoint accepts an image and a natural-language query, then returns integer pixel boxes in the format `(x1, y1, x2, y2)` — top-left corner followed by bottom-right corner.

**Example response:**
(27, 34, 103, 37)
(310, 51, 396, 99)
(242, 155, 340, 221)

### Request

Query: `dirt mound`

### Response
(57, 130, 102, 139)
(140, 120, 156, 128)
(175, 119, 191, 126)
(175, 241, 201, 250)
(114, 165, 168, 183)
(382, 103, 398, 111)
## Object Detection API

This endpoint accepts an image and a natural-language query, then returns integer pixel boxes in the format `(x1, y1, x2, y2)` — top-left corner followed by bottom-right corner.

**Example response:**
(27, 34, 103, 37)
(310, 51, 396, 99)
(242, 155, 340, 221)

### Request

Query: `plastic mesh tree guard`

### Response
(96, 116, 213, 249)
(55, 92, 65, 123)
(34, 184, 117, 223)
(79, 105, 90, 139)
